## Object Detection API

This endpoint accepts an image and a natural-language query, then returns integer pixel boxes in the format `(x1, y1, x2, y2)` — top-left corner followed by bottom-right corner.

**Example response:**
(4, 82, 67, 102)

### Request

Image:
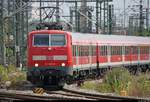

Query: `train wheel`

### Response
(66, 77, 74, 85)
(135, 67, 142, 75)
(78, 80, 84, 87)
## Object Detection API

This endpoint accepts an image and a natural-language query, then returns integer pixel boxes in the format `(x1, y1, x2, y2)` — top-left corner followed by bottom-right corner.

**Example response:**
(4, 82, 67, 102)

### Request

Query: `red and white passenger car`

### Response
(27, 30, 150, 87)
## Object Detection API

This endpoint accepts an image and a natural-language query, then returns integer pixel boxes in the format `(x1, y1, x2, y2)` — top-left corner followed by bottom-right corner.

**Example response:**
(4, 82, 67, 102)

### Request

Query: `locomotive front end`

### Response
(27, 30, 72, 87)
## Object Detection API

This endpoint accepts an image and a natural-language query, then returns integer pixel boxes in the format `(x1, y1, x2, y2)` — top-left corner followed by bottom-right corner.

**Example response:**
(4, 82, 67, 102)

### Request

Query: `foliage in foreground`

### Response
(81, 67, 150, 97)
(0, 65, 26, 89)
(129, 73, 150, 97)
(105, 68, 133, 94)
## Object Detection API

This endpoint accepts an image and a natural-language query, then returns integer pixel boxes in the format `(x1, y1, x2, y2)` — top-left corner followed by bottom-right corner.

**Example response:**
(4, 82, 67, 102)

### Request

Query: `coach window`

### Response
(141, 46, 149, 54)
(111, 46, 115, 55)
(86, 46, 89, 56)
(100, 46, 107, 56)
(76, 45, 80, 56)
(118, 46, 122, 55)
(79, 46, 81, 56)
(110, 46, 113, 55)
(111, 46, 121, 55)
(125, 46, 130, 55)
(140, 47, 143, 54)
(132, 46, 138, 54)
(111, 46, 113, 55)
(115, 46, 118, 55)
(77, 46, 79, 56)
(82, 46, 84, 56)
(116, 46, 118, 55)
(146, 46, 149, 54)
(91, 46, 96, 56)
(115, 46, 117, 55)
(81, 46, 83, 56)
(91, 46, 93, 56)
(99, 46, 104, 56)
(80, 46, 83, 56)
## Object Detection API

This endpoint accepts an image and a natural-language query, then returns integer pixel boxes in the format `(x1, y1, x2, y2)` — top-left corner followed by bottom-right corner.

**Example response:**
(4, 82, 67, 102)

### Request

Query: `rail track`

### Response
(0, 89, 93, 101)
(0, 84, 150, 101)
(62, 85, 150, 101)
(46, 89, 117, 101)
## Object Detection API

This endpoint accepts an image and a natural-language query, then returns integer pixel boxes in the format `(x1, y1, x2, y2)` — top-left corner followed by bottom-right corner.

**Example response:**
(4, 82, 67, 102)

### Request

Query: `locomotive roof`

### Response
(71, 32, 150, 46)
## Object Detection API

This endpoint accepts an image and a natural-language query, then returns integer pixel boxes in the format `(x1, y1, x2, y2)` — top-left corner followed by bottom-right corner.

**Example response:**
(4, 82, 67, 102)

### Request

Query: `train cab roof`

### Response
(29, 30, 68, 35)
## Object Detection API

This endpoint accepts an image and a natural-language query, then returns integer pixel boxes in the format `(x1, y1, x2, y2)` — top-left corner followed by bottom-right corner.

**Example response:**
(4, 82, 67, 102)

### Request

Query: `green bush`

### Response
(81, 67, 150, 97)
(0, 65, 26, 88)
(81, 81, 97, 90)
(80, 67, 133, 94)
(81, 81, 112, 93)
(104, 68, 132, 94)
(97, 83, 112, 93)
(0, 65, 9, 83)
(129, 73, 150, 97)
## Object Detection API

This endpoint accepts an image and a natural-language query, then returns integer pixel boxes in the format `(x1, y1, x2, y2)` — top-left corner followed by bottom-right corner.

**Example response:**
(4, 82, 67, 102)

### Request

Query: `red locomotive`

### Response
(27, 29, 150, 87)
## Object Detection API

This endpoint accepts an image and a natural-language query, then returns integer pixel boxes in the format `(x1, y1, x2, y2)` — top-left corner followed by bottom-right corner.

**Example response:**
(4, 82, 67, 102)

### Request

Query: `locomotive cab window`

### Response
(33, 34, 66, 46)
(33, 34, 49, 46)
(51, 34, 66, 46)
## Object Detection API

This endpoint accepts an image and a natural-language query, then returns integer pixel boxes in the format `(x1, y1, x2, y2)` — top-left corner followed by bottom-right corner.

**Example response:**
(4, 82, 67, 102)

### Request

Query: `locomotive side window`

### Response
(33, 34, 49, 46)
(51, 35, 66, 46)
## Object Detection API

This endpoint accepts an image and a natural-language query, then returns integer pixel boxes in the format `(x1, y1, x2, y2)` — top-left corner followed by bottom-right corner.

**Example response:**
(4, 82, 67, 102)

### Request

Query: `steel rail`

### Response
(0, 85, 150, 101)
(29, 0, 113, 3)
(62, 85, 150, 101)
(0, 89, 92, 101)
(46, 90, 117, 101)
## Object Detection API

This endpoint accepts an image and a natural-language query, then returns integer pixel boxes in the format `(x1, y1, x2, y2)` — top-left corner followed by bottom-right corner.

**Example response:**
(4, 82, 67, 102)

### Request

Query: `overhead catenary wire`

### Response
(5, 1, 31, 18)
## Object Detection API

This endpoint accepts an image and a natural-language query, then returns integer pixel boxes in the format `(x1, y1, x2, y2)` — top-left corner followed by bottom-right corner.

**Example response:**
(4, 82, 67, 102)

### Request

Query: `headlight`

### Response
(61, 63, 65, 67)
(35, 63, 39, 67)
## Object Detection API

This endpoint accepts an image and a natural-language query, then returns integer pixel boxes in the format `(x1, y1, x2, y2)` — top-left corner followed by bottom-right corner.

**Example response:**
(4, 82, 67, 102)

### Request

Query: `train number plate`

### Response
(46, 56, 53, 60)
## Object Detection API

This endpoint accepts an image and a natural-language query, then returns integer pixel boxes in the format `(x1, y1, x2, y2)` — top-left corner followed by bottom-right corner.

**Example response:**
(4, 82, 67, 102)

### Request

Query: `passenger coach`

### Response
(27, 30, 150, 87)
